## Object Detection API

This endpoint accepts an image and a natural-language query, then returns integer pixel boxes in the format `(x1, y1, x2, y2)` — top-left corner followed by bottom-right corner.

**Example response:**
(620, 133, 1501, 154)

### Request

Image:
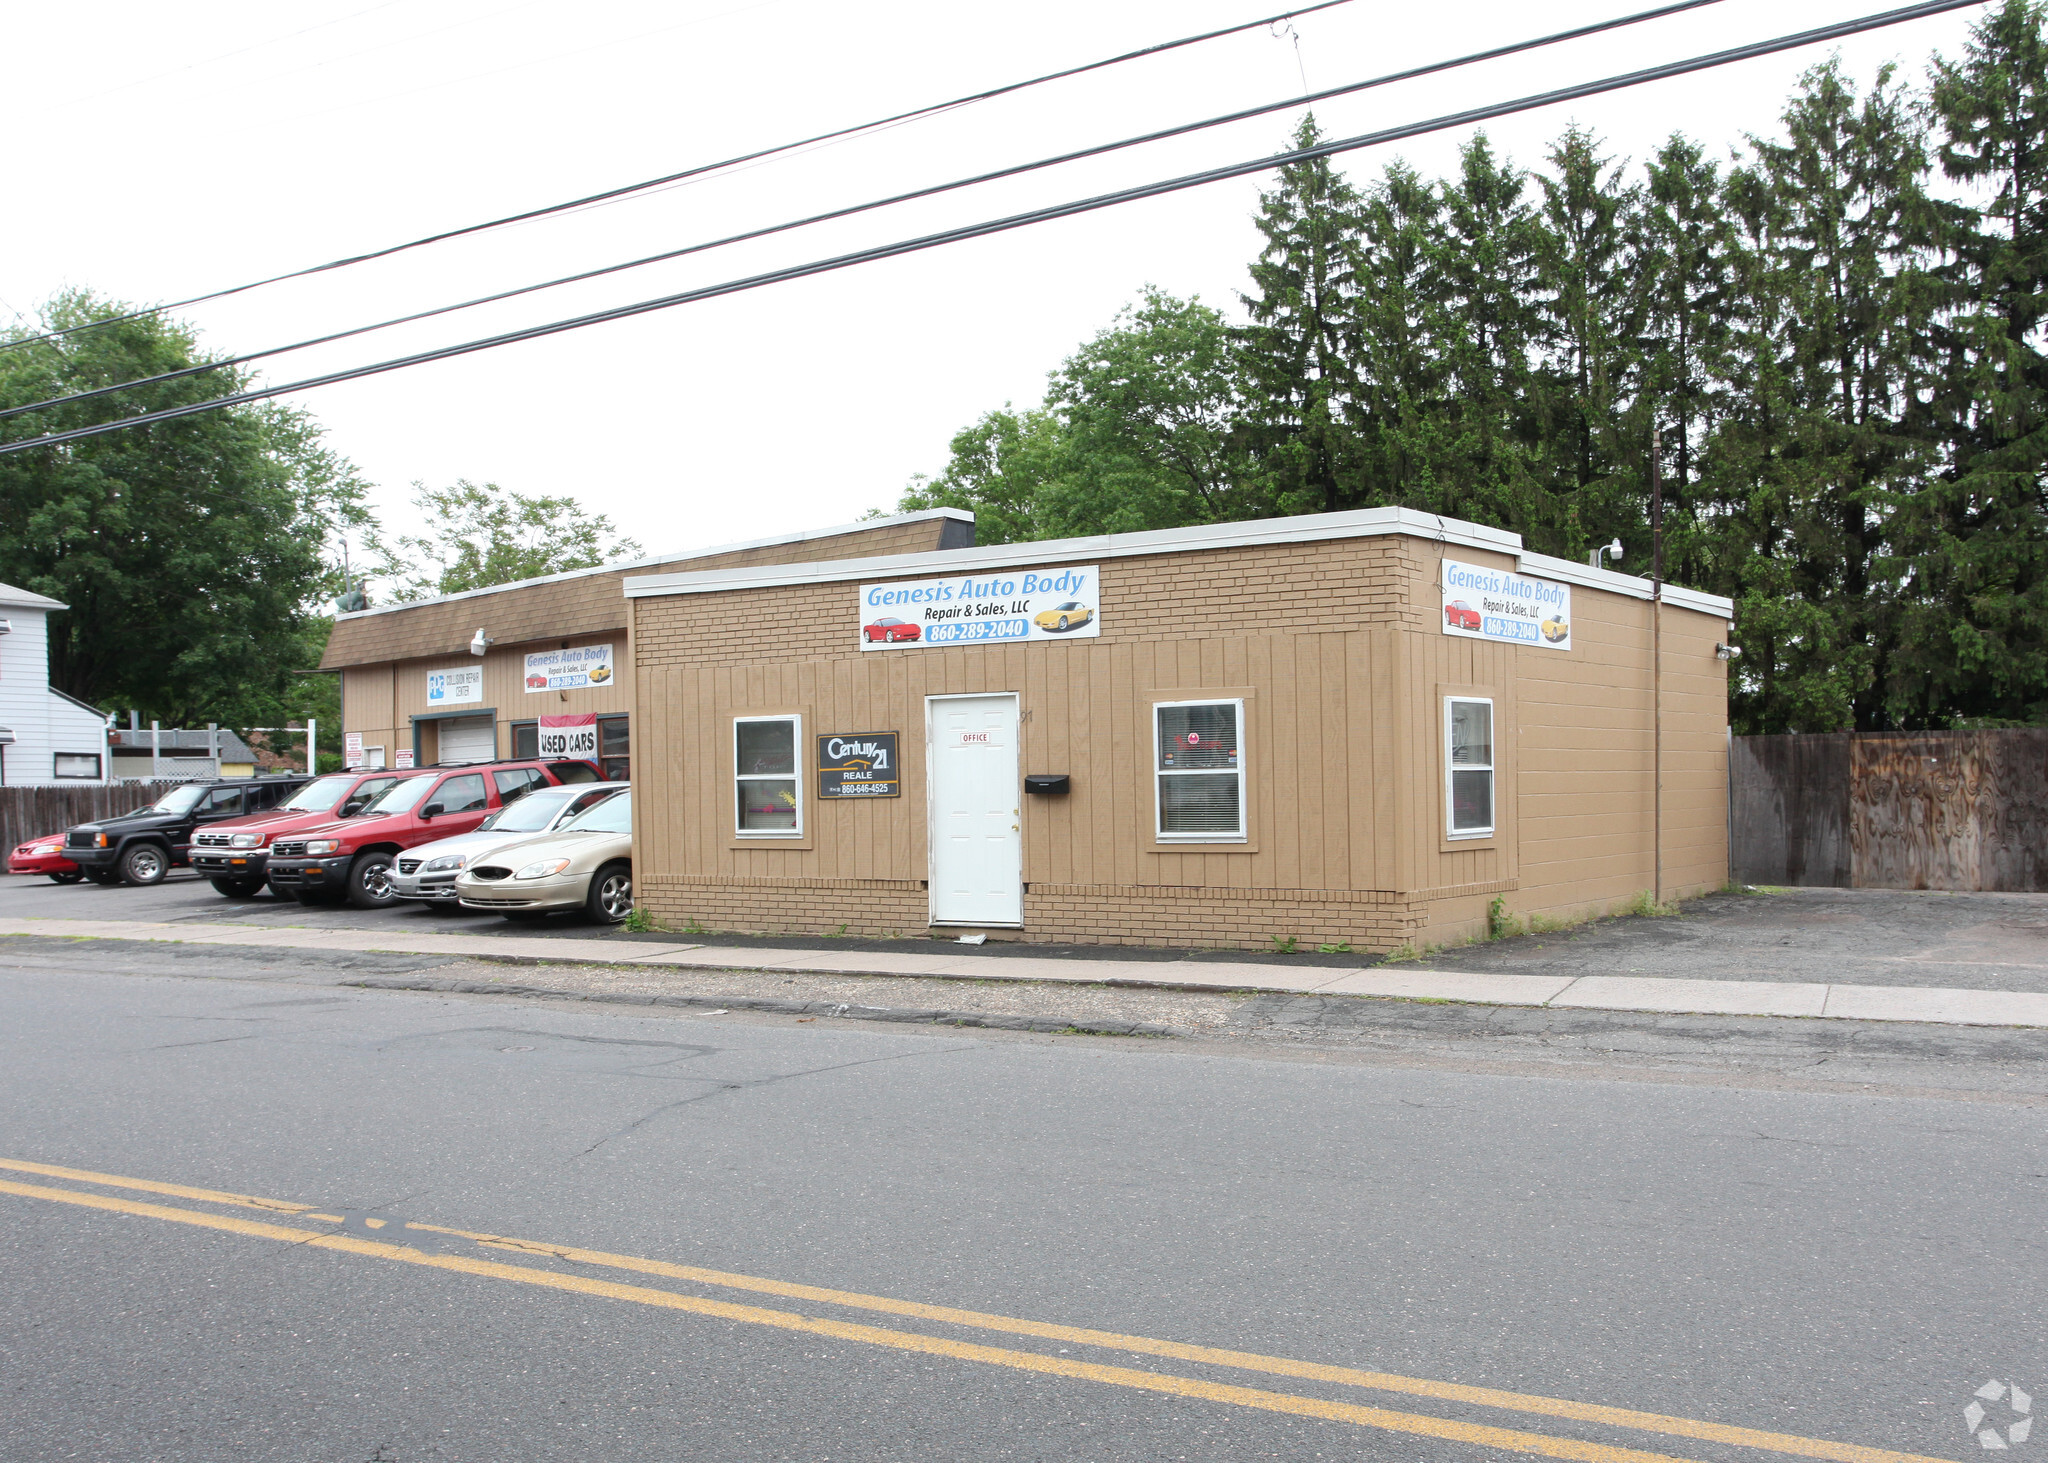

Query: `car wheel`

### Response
(1056, 615, 1069, 630)
(585, 861, 633, 924)
(48, 871, 83, 885)
(119, 843, 169, 886)
(209, 877, 266, 899)
(347, 852, 398, 909)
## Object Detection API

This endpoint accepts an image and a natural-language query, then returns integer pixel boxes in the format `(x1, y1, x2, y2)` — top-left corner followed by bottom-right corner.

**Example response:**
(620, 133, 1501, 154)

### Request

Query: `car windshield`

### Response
(280, 775, 354, 812)
(479, 786, 588, 834)
(1056, 601, 1082, 610)
(147, 785, 208, 816)
(563, 791, 632, 834)
(360, 776, 433, 815)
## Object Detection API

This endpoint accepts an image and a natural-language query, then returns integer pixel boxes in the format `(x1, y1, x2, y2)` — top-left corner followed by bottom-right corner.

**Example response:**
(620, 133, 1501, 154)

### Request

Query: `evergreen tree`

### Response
(1238, 114, 1366, 516)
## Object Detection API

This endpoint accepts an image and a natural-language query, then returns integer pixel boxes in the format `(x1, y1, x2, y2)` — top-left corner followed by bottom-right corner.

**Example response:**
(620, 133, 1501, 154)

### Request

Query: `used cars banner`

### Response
(859, 565, 1100, 649)
(1442, 559, 1571, 650)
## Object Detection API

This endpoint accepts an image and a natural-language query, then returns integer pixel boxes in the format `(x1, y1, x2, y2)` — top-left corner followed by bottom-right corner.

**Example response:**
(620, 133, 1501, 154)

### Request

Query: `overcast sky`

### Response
(7, 0, 1991, 572)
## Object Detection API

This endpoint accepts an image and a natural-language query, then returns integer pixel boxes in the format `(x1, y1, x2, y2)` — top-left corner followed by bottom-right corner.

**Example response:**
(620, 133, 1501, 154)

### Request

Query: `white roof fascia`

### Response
(0, 582, 65, 611)
(334, 507, 974, 623)
(623, 506, 1524, 599)
(1516, 551, 1734, 618)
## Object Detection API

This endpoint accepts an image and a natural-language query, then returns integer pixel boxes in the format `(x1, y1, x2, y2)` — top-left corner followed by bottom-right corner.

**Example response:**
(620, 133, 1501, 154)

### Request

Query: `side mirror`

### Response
(420, 803, 444, 819)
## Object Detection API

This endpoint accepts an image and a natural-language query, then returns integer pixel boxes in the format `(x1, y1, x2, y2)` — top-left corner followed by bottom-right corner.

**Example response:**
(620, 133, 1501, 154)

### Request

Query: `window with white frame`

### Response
(1445, 697, 1495, 838)
(1154, 699, 1245, 841)
(53, 752, 101, 780)
(735, 715, 802, 836)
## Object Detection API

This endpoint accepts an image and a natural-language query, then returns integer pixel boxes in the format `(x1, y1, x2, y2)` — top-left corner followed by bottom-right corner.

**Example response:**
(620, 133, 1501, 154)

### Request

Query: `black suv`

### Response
(65, 776, 313, 887)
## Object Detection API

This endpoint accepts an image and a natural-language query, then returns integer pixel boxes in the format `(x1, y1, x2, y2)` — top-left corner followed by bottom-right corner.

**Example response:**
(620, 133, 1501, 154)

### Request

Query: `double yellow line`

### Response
(0, 1157, 1953, 1463)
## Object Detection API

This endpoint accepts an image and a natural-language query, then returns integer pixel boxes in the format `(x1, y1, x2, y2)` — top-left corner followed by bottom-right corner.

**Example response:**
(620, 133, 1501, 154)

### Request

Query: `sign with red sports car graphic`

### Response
(859, 566, 1100, 649)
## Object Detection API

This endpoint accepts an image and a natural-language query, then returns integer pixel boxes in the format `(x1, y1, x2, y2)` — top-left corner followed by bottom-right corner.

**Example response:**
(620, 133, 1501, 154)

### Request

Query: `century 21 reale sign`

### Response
(818, 733, 899, 797)
(859, 565, 1100, 649)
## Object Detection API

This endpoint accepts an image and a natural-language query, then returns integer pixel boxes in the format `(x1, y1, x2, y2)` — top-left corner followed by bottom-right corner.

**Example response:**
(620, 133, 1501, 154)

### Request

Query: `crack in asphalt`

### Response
(574, 1042, 979, 1159)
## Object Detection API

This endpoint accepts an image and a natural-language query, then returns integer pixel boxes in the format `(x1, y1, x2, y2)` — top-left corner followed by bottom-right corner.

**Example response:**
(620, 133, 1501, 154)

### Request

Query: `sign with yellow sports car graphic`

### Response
(860, 566, 1100, 649)
(1441, 559, 1571, 650)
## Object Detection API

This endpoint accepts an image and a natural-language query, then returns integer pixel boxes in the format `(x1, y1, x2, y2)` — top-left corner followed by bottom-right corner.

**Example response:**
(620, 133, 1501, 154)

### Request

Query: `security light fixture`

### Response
(1716, 642, 1739, 660)
(1588, 539, 1624, 570)
(469, 629, 491, 656)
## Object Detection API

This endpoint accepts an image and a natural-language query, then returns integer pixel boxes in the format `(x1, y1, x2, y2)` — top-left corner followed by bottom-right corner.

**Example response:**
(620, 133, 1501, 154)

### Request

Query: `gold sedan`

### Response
(455, 787, 634, 922)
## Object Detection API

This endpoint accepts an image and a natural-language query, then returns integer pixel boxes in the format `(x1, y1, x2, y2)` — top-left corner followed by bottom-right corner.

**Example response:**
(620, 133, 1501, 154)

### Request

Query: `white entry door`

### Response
(927, 694, 1023, 926)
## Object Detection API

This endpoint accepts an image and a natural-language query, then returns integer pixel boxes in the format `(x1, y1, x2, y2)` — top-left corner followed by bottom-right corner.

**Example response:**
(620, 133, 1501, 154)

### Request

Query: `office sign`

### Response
(859, 566, 1100, 649)
(1442, 559, 1571, 651)
(524, 643, 614, 692)
(395, 749, 415, 769)
(343, 732, 364, 770)
(539, 712, 599, 759)
(427, 665, 483, 705)
(817, 732, 900, 797)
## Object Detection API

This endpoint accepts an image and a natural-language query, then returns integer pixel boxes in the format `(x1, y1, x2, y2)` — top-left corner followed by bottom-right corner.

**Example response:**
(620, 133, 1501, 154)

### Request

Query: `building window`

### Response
(599, 715, 629, 781)
(511, 721, 538, 759)
(736, 715, 801, 837)
(1154, 700, 1245, 841)
(53, 753, 102, 779)
(1446, 697, 1495, 838)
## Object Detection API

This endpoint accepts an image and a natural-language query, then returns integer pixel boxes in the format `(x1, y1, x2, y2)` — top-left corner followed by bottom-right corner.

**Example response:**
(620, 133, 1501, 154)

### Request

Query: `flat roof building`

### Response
(621, 506, 1734, 953)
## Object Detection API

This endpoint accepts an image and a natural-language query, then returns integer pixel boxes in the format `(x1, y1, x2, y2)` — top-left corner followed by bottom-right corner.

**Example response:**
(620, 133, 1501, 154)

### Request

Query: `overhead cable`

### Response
(0, 0, 1356, 355)
(0, 0, 1988, 459)
(0, 0, 1730, 423)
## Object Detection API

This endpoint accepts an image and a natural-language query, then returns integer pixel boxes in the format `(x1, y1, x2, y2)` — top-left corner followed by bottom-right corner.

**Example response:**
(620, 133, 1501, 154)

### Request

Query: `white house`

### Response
(0, 583, 110, 786)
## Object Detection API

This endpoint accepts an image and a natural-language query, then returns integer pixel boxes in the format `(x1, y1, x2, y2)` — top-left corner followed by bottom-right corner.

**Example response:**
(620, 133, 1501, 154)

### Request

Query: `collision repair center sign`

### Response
(1441, 558, 1572, 651)
(859, 565, 1101, 649)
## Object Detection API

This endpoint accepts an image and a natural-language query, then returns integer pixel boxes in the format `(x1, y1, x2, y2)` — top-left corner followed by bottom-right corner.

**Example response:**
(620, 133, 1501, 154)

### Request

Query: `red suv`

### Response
(191, 768, 429, 898)
(265, 758, 601, 908)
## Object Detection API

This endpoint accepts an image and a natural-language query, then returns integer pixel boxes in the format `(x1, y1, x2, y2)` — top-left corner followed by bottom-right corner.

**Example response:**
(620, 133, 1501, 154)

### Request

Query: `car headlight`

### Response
(424, 855, 466, 873)
(514, 858, 571, 879)
(304, 839, 342, 856)
(229, 832, 265, 849)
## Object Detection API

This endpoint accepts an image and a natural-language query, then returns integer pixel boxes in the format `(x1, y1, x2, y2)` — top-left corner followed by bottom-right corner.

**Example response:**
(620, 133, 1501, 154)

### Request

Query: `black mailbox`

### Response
(1023, 774, 1070, 795)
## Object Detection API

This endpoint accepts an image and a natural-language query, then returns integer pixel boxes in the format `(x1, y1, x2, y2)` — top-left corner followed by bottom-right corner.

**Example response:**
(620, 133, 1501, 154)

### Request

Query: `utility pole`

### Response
(1652, 422, 1664, 911)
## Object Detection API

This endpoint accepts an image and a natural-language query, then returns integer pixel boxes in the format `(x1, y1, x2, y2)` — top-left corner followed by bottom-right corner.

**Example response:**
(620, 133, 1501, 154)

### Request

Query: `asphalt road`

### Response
(2, 947, 2042, 1461)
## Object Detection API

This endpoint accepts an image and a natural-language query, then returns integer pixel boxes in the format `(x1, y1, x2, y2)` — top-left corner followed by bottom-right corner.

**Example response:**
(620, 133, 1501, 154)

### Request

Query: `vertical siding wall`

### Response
(343, 636, 633, 765)
(630, 534, 1730, 950)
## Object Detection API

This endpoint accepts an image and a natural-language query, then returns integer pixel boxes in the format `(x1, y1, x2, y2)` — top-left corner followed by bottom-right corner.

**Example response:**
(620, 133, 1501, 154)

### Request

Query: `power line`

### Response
(0, 0, 1988, 460)
(0, 0, 1356, 356)
(0, 0, 1730, 424)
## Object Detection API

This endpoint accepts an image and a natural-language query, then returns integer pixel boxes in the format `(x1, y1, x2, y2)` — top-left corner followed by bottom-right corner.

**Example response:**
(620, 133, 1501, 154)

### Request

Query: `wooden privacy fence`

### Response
(1731, 730, 2048, 891)
(0, 783, 167, 862)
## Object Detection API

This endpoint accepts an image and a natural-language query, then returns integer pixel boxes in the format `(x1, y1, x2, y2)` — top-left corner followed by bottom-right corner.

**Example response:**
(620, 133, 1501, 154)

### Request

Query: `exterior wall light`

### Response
(1716, 642, 1738, 660)
(1588, 539, 1624, 570)
(469, 629, 492, 656)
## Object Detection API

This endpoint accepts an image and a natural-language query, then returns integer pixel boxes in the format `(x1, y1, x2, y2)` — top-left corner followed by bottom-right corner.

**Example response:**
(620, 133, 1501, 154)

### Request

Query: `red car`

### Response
(1445, 600, 1483, 630)
(526, 673, 550, 689)
(8, 832, 81, 884)
(264, 757, 602, 908)
(863, 617, 920, 644)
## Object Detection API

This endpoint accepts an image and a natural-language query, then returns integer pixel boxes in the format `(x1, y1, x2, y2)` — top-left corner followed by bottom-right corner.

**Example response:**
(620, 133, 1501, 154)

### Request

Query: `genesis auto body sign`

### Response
(859, 565, 1100, 649)
(525, 643, 614, 692)
(1442, 559, 1571, 651)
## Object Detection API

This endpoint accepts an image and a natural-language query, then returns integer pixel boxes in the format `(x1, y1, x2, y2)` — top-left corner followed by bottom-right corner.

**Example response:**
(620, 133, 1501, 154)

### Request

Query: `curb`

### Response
(339, 975, 1189, 1038)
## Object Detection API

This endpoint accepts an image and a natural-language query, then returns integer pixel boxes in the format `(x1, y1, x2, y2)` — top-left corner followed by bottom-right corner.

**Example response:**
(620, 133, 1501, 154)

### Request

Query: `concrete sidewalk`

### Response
(8, 915, 2048, 1030)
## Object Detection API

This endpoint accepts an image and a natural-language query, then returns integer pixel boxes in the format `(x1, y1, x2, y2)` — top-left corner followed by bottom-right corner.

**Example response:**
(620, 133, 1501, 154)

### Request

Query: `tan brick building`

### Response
(623, 506, 1735, 953)
(320, 510, 972, 774)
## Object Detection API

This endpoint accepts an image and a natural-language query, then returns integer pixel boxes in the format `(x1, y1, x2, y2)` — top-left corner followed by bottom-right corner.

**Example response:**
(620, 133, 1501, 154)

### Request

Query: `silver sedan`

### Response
(391, 783, 624, 904)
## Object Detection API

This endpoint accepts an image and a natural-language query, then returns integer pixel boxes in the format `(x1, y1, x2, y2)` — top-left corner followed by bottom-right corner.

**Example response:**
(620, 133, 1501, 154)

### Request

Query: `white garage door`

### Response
(436, 716, 496, 764)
